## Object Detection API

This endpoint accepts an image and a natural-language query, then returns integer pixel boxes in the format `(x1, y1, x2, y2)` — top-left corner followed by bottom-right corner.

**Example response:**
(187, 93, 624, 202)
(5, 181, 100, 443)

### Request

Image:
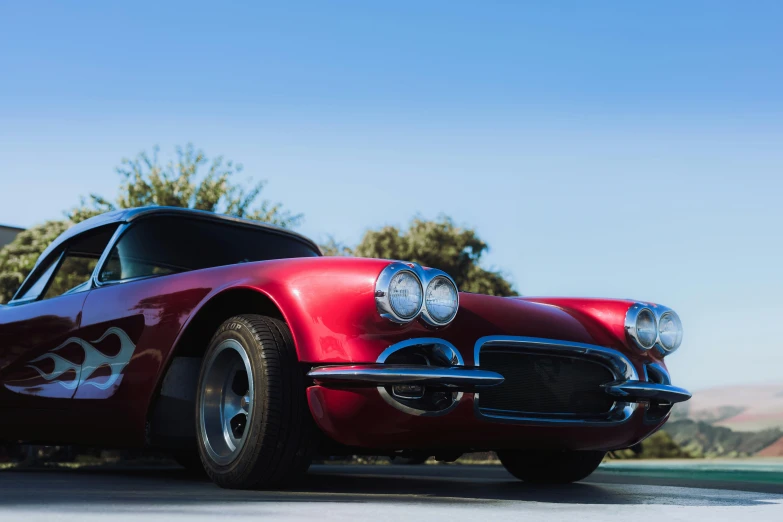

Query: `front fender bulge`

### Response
(250, 260, 628, 366)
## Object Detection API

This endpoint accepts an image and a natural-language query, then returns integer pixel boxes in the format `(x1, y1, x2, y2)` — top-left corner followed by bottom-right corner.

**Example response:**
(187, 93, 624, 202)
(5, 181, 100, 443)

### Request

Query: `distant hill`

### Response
(673, 383, 783, 432)
(664, 419, 782, 458)
(757, 436, 783, 457)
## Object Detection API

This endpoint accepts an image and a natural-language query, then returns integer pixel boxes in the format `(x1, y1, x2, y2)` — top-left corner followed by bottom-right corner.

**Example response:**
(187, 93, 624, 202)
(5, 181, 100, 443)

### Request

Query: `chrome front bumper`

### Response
(308, 364, 504, 391)
(307, 364, 691, 404)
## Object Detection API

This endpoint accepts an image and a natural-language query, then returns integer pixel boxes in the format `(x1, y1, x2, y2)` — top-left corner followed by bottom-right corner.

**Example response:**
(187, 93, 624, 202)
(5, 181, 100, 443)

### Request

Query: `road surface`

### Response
(0, 464, 781, 521)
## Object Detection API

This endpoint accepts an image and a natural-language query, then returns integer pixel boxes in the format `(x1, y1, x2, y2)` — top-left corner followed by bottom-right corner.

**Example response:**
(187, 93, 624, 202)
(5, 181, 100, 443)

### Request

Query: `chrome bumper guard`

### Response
(308, 365, 691, 404)
(308, 364, 504, 391)
(603, 381, 691, 404)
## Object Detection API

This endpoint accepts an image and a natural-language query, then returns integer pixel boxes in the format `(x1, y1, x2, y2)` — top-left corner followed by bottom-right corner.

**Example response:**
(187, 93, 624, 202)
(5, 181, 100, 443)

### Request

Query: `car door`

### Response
(72, 216, 214, 445)
(0, 224, 118, 442)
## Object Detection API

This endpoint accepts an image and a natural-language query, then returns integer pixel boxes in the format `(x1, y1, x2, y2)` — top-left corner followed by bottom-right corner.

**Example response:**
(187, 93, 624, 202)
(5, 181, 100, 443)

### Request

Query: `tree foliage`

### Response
(611, 430, 694, 459)
(0, 144, 299, 303)
(68, 144, 301, 226)
(326, 216, 515, 296)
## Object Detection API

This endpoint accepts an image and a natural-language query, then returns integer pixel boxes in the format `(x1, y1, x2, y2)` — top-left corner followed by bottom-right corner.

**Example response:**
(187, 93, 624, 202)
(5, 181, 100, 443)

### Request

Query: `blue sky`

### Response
(1, 1, 781, 390)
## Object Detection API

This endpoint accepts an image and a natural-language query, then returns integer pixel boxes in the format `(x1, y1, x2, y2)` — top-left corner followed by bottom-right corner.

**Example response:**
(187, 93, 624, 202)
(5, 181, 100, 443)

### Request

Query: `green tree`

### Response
(326, 216, 515, 296)
(0, 144, 299, 303)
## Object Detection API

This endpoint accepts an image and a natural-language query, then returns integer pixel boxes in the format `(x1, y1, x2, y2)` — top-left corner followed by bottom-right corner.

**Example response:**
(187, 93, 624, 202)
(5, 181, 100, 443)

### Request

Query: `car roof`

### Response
(37, 206, 321, 264)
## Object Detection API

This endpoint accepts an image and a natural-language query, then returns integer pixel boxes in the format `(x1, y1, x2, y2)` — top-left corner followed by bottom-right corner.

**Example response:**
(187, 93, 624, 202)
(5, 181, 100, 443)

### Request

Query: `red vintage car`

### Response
(0, 207, 690, 488)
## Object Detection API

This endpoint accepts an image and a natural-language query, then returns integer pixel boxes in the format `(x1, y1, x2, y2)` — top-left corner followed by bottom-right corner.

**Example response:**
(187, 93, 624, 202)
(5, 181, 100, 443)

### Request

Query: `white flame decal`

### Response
(28, 327, 137, 391)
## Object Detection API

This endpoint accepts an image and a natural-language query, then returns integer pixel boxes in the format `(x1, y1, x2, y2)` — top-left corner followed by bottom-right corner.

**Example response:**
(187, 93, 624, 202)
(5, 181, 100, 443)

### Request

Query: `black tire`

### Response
(195, 315, 317, 489)
(496, 450, 605, 484)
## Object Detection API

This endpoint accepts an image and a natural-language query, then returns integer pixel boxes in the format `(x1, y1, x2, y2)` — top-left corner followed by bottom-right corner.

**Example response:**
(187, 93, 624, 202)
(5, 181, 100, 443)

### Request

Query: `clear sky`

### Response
(1, 1, 781, 390)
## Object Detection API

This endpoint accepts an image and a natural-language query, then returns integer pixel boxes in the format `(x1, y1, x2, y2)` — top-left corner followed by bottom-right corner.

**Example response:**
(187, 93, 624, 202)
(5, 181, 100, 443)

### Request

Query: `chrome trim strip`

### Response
(376, 338, 464, 365)
(307, 364, 504, 389)
(376, 337, 465, 416)
(473, 335, 639, 426)
(603, 381, 691, 404)
(376, 388, 455, 417)
(644, 362, 671, 385)
(474, 336, 637, 382)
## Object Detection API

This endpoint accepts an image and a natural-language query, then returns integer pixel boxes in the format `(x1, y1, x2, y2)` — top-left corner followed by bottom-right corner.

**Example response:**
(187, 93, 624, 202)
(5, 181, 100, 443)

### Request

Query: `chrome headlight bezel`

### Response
(421, 273, 459, 326)
(375, 262, 459, 326)
(375, 263, 424, 323)
(624, 302, 683, 355)
(657, 310, 684, 353)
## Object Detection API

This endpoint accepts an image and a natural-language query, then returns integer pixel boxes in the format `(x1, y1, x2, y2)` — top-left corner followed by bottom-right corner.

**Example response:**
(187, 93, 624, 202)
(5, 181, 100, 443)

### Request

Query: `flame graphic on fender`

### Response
(27, 327, 137, 391)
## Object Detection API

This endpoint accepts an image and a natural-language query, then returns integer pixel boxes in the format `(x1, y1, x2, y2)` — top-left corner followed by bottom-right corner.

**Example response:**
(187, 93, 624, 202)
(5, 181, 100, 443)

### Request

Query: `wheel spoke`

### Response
(199, 338, 255, 466)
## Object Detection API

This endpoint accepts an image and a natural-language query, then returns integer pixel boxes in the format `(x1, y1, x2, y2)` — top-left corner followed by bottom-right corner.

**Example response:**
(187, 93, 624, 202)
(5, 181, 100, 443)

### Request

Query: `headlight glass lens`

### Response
(425, 276, 458, 323)
(636, 309, 658, 349)
(658, 311, 683, 351)
(388, 271, 422, 319)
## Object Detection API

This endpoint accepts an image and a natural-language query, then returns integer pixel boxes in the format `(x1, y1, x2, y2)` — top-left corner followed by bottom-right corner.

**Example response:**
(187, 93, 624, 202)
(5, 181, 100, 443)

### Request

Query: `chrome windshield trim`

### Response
(308, 364, 503, 389)
(91, 222, 131, 288)
(9, 250, 64, 304)
(473, 335, 639, 426)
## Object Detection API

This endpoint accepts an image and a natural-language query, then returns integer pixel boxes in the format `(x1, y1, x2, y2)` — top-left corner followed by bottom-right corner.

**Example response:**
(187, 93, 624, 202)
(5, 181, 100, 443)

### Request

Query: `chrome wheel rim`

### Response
(199, 339, 254, 466)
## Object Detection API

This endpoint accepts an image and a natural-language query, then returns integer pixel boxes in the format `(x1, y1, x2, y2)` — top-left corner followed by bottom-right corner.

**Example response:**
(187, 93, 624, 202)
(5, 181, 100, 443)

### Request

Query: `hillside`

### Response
(673, 383, 783, 432)
(664, 419, 783, 457)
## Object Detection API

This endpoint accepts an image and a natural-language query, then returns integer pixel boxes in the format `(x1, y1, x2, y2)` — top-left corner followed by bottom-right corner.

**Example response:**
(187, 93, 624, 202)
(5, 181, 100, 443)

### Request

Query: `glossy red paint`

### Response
(307, 387, 664, 451)
(2, 254, 668, 451)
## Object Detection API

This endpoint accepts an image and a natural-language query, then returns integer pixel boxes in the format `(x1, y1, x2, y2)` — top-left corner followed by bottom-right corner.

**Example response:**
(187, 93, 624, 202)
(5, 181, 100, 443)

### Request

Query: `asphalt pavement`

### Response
(0, 463, 781, 521)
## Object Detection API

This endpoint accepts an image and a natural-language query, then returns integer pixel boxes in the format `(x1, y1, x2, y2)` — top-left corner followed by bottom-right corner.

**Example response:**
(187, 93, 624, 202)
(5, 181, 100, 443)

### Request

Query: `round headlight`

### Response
(635, 308, 658, 349)
(425, 276, 459, 324)
(658, 311, 683, 352)
(388, 271, 423, 320)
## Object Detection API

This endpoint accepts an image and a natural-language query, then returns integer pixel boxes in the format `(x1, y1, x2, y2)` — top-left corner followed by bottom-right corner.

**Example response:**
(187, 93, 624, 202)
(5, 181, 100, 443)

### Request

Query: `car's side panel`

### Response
(0, 293, 90, 442)
(0, 294, 89, 402)
(68, 276, 214, 446)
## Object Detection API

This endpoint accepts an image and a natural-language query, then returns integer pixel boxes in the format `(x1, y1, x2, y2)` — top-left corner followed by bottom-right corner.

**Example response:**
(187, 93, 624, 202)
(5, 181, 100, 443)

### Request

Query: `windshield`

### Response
(98, 216, 319, 283)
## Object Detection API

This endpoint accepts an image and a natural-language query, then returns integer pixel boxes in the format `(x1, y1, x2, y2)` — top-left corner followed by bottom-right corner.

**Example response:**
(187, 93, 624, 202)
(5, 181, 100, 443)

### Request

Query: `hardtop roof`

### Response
(37, 206, 321, 264)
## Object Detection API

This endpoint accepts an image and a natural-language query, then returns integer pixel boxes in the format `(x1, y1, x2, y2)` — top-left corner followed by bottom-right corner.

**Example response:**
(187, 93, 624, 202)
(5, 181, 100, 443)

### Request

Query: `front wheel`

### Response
(496, 450, 605, 484)
(195, 314, 316, 489)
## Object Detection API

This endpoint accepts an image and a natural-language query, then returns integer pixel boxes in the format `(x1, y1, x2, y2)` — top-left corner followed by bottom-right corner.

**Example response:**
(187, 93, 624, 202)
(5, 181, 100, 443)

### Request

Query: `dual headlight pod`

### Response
(375, 262, 459, 326)
(625, 303, 683, 354)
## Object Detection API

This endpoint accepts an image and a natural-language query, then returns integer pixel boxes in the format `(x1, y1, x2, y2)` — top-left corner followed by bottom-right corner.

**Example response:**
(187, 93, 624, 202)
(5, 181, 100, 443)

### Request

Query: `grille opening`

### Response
(478, 350, 616, 415)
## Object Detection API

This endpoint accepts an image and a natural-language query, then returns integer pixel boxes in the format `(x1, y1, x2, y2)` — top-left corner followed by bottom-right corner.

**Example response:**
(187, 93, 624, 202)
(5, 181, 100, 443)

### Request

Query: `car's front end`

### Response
(299, 260, 690, 457)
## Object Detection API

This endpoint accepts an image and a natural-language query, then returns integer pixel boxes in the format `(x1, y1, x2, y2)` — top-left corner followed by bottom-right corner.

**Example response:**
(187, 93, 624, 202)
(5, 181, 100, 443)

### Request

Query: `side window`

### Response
(17, 254, 61, 301)
(43, 254, 100, 299)
(14, 225, 118, 303)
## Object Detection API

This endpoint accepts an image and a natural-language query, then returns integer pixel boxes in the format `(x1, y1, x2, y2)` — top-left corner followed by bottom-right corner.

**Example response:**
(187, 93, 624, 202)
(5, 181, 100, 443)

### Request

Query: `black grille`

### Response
(478, 350, 616, 415)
